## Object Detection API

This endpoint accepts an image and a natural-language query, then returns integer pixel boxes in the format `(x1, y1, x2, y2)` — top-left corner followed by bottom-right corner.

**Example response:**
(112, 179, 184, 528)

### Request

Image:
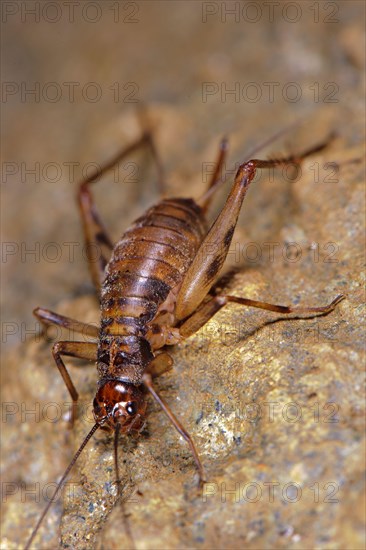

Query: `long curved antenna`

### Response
(25, 422, 100, 550)
(113, 424, 136, 550)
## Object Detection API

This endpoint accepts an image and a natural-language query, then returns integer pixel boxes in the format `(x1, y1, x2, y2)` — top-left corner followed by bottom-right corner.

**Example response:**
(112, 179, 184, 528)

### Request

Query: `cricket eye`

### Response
(98, 351, 110, 365)
(126, 402, 137, 416)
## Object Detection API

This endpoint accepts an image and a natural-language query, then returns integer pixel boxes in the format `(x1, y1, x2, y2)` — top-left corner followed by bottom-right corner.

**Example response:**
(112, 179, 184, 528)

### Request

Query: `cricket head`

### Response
(93, 380, 147, 433)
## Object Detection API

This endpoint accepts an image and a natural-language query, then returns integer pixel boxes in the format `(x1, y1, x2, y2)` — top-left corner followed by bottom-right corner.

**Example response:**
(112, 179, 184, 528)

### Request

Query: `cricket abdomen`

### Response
(97, 198, 207, 383)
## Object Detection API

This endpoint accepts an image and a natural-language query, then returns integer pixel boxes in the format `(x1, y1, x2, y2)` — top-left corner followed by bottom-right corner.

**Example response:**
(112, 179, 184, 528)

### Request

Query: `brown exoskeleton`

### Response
(26, 127, 344, 548)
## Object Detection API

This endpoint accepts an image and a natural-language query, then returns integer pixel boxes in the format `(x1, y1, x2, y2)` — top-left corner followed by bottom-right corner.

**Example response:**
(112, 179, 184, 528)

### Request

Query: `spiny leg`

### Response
(34, 307, 99, 338)
(52, 341, 97, 425)
(78, 132, 166, 292)
(142, 372, 206, 485)
(175, 137, 333, 322)
(178, 294, 345, 338)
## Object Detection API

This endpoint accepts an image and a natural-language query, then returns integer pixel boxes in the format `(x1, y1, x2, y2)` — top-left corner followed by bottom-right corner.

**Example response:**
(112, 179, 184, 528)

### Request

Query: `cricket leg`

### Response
(34, 307, 99, 338)
(52, 341, 97, 425)
(175, 138, 333, 322)
(200, 137, 229, 213)
(78, 132, 166, 292)
(178, 294, 345, 338)
(147, 352, 174, 378)
(142, 372, 206, 485)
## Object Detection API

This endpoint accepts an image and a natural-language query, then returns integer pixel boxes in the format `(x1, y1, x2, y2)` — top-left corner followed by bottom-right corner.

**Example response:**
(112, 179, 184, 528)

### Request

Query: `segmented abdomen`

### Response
(97, 198, 207, 384)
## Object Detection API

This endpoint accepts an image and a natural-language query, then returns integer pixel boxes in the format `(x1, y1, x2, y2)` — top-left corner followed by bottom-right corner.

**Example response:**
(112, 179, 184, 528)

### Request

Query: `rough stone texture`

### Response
(1, 2, 365, 550)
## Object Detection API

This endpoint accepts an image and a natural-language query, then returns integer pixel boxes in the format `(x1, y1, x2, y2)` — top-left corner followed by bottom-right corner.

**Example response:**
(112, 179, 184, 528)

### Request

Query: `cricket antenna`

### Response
(113, 423, 137, 550)
(25, 422, 100, 550)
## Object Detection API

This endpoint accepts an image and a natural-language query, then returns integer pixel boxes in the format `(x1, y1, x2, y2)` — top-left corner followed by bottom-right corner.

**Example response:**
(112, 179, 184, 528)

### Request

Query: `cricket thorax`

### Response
(97, 335, 154, 384)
